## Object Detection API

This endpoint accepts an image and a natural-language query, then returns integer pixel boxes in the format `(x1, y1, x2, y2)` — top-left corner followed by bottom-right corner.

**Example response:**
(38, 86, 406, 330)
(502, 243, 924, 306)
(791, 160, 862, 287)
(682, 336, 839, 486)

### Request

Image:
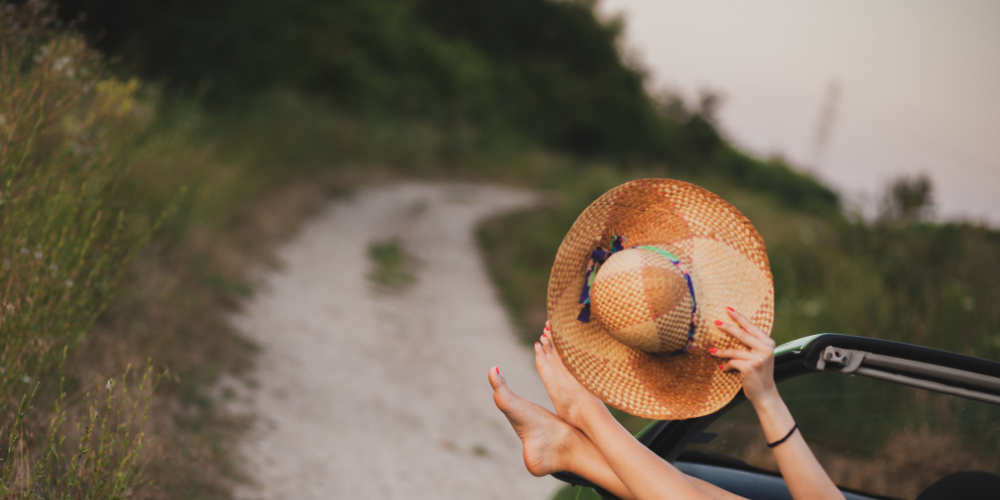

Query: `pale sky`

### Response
(597, 0, 1000, 225)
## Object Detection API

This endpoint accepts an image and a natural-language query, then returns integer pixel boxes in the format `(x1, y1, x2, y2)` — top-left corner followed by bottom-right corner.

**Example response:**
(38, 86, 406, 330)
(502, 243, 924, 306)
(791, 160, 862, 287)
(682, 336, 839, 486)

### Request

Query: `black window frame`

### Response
(552, 334, 1000, 499)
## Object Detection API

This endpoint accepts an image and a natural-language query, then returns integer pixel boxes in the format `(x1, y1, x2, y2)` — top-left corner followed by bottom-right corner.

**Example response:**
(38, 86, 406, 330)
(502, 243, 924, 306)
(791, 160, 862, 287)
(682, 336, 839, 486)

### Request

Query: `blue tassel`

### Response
(611, 235, 625, 252)
(577, 235, 626, 323)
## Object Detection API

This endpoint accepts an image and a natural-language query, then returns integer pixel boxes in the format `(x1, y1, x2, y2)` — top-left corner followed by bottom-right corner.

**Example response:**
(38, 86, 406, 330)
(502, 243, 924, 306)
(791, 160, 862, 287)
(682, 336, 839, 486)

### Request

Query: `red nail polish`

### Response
(718, 364, 725, 370)
(727, 306, 735, 312)
(709, 348, 717, 354)
(497, 366, 500, 375)
(715, 320, 724, 326)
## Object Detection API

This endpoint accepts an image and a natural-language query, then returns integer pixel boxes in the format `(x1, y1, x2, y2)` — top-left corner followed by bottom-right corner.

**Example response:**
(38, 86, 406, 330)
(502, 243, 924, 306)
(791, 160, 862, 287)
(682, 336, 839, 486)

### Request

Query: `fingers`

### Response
(708, 348, 757, 361)
(715, 319, 769, 352)
(711, 348, 768, 374)
(726, 308, 775, 347)
(719, 358, 753, 374)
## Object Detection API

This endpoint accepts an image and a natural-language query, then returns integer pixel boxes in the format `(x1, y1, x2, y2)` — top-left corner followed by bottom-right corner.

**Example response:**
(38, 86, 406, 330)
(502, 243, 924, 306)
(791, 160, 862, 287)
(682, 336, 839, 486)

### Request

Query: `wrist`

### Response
(750, 388, 784, 416)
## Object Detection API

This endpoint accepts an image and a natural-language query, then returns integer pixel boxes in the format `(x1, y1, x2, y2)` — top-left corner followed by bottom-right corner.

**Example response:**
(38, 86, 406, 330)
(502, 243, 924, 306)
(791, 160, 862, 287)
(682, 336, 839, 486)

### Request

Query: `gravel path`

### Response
(231, 183, 560, 500)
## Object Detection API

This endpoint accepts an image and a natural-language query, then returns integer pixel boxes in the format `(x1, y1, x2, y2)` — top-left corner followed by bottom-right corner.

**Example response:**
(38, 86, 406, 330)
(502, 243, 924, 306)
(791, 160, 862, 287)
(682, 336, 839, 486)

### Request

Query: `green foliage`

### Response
(551, 484, 603, 500)
(0, 5, 168, 496)
(1, 0, 147, 415)
(52, 0, 838, 214)
(6, 1, 996, 497)
(478, 170, 1000, 368)
(1, 358, 161, 499)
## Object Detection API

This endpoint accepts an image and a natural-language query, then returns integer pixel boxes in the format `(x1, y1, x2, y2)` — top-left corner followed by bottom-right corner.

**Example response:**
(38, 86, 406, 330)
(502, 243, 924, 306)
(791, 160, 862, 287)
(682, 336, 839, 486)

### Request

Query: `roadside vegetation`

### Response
(1, 1, 997, 499)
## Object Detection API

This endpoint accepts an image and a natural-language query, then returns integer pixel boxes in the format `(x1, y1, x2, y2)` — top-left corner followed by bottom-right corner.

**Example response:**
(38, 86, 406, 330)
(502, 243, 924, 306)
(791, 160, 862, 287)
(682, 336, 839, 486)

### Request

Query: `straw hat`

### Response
(547, 179, 774, 420)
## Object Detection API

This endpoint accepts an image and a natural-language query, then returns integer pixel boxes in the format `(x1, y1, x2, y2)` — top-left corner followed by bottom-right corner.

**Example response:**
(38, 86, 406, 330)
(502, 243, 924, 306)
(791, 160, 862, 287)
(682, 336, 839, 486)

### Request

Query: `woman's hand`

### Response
(709, 308, 779, 406)
(710, 309, 846, 500)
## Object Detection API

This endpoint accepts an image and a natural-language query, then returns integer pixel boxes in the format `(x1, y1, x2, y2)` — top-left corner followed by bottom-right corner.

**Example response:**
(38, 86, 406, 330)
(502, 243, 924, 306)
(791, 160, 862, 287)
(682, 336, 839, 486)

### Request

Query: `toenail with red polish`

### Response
(714, 319, 724, 326)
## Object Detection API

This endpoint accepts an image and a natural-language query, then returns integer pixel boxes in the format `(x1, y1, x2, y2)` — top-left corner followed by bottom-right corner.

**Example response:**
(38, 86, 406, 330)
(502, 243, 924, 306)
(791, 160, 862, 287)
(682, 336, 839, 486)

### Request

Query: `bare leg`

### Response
(533, 334, 745, 500)
(488, 367, 636, 500)
(490, 364, 743, 500)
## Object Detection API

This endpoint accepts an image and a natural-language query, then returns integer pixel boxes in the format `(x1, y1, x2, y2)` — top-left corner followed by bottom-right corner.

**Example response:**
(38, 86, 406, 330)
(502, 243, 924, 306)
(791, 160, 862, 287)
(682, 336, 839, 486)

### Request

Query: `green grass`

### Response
(551, 485, 604, 500)
(477, 173, 1000, 359)
(367, 239, 418, 292)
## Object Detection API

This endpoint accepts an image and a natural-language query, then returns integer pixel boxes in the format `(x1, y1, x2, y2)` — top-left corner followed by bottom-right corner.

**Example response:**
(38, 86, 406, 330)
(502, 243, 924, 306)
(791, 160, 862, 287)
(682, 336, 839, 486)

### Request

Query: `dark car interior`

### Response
(553, 334, 1000, 500)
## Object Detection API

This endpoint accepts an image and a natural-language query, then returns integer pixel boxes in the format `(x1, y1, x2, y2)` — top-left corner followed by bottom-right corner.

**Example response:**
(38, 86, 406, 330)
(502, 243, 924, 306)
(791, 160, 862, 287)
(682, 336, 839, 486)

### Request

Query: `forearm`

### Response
(575, 401, 718, 500)
(753, 394, 845, 500)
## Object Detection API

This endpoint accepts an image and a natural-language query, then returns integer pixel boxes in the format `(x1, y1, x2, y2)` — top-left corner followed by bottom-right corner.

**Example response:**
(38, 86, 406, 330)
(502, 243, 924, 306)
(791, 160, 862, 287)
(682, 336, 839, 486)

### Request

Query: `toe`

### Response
(488, 366, 507, 391)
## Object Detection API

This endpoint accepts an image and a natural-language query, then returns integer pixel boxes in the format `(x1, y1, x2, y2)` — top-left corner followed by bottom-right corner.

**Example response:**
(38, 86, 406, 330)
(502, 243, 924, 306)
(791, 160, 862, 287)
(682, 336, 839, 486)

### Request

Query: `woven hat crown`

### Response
(590, 247, 695, 354)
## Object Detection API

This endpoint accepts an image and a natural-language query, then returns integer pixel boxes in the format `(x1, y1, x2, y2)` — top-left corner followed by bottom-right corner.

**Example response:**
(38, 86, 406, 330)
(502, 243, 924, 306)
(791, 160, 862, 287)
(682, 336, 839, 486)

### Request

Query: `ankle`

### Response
(567, 397, 610, 436)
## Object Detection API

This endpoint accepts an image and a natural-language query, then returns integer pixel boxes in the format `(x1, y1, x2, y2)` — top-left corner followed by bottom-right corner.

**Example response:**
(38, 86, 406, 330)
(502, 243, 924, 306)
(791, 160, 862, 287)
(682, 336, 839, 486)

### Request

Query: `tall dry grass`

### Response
(0, 3, 169, 497)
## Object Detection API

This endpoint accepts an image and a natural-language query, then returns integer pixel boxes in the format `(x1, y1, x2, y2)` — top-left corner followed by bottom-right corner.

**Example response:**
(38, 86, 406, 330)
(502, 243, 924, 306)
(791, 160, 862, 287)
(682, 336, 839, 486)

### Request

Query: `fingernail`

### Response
(542, 333, 547, 338)
(714, 319, 724, 326)
(536, 342, 541, 346)
(718, 364, 725, 370)
(727, 306, 735, 312)
(708, 348, 717, 354)
(497, 366, 500, 375)
(544, 326, 550, 332)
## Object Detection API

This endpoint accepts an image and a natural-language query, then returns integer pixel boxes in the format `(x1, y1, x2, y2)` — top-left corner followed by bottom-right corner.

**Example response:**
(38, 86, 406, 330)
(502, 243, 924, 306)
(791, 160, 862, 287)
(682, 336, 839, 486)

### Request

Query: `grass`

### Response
(0, 6, 575, 496)
(367, 239, 418, 292)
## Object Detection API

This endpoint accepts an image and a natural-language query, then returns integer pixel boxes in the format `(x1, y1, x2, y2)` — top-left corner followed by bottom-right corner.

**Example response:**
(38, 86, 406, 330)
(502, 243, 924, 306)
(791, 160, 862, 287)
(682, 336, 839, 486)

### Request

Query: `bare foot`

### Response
(536, 324, 605, 429)
(488, 366, 584, 477)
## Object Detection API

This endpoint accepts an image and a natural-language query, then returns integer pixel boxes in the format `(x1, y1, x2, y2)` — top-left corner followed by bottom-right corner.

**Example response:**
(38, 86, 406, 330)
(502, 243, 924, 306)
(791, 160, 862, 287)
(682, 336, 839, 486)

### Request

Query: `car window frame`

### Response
(552, 334, 1000, 499)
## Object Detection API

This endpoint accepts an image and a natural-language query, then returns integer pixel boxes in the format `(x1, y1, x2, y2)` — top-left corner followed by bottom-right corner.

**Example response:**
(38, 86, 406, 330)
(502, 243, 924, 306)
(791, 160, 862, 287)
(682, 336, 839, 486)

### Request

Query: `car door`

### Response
(553, 334, 1000, 500)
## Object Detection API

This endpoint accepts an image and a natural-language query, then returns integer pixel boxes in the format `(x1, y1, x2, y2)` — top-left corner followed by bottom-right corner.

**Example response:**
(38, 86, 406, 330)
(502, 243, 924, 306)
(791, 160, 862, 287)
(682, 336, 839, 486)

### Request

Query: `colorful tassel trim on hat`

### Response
(577, 235, 625, 322)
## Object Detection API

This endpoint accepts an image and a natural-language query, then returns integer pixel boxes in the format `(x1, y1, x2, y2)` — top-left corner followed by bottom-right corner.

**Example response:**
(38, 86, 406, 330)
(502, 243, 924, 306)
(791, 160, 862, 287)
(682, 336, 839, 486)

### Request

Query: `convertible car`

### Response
(553, 334, 1000, 500)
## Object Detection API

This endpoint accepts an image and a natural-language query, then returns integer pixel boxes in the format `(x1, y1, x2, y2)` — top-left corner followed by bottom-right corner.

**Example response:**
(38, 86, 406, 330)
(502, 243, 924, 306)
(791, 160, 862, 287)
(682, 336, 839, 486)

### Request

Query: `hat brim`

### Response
(547, 179, 774, 420)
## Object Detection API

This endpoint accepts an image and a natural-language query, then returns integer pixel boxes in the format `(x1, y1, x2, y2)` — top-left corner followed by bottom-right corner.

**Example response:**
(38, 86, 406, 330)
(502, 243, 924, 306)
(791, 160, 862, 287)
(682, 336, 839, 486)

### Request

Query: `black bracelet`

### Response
(766, 423, 798, 448)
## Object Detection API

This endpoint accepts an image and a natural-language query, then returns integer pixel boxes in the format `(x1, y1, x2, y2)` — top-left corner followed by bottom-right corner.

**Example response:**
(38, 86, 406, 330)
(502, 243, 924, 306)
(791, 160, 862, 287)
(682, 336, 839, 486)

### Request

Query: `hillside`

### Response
(1, 1, 997, 499)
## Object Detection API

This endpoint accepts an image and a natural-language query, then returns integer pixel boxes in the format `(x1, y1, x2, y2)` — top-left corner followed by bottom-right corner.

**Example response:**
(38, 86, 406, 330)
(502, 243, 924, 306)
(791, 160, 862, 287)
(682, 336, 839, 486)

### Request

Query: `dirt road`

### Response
(231, 183, 560, 499)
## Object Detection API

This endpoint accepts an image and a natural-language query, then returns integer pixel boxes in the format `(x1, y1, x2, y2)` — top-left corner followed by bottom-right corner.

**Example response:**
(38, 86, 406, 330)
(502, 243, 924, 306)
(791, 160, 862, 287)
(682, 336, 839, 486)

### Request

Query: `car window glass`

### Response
(681, 371, 1000, 499)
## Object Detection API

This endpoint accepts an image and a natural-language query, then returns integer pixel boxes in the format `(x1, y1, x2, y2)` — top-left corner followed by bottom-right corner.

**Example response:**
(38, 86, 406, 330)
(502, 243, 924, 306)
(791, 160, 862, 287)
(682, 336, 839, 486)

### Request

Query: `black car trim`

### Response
(800, 334, 1000, 378)
(862, 352, 1000, 392)
(854, 366, 1000, 405)
(815, 345, 1000, 404)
